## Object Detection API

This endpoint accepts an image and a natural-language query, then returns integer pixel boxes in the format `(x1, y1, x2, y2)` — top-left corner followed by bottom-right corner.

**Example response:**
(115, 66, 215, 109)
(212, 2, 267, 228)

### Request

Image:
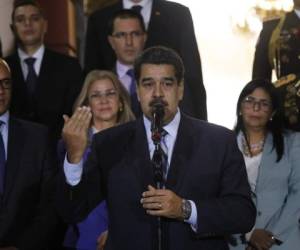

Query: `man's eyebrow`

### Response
(141, 77, 154, 82)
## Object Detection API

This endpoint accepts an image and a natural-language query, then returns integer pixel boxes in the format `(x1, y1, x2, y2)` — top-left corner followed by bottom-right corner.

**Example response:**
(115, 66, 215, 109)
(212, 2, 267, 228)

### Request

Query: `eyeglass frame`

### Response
(0, 78, 12, 89)
(241, 95, 272, 112)
(88, 89, 118, 102)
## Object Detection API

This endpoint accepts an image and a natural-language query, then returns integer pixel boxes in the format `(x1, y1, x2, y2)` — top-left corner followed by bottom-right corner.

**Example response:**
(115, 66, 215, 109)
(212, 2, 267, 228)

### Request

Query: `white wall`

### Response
(0, 0, 14, 57)
(170, 0, 261, 129)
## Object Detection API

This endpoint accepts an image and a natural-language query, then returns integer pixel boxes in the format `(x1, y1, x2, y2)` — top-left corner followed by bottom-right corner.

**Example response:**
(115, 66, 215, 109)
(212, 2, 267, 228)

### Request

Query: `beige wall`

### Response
(0, 0, 14, 57)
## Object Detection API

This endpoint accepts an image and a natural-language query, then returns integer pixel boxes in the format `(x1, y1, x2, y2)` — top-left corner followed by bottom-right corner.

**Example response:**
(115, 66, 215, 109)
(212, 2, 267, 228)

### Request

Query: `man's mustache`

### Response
(149, 98, 168, 108)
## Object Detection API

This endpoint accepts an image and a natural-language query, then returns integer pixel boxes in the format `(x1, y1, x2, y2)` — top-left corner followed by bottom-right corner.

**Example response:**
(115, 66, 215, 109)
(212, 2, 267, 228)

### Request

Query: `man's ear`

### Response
(179, 81, 184, 101)
(108, 36, 115, 50)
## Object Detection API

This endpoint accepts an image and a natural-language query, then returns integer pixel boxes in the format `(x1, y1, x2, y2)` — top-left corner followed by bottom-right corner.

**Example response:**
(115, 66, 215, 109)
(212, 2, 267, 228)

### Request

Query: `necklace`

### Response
(242, 135, 265, 157)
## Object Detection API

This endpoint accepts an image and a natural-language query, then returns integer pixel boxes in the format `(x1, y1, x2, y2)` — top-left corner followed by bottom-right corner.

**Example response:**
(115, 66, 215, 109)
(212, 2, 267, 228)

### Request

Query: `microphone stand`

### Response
(151, 102, 165, 250)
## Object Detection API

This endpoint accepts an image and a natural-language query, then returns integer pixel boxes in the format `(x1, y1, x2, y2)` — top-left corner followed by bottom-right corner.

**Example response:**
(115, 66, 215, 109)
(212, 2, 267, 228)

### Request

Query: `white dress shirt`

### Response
(116, 60, 133, 92)
(18, 45, 45, 79)
(295, 8, 300, 19)
(123, 0, 153, 29)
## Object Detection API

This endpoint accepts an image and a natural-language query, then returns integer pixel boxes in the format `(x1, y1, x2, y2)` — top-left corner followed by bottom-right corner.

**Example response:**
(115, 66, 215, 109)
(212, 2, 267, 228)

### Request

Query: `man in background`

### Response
(85, 0, 207, 120)
(108, 9, 147, 117)
(6, 0, 83, 144)
(0, 58, 60, 250)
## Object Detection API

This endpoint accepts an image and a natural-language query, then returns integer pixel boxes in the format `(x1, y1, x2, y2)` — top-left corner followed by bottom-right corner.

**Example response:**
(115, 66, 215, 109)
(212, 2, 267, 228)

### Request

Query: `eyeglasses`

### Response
(242, 96, 272, 112)
(111, 31, 144, 40)
(0, 78, 12, 89)
(140, 78, 177, 92)
(88, 90, 118, 101)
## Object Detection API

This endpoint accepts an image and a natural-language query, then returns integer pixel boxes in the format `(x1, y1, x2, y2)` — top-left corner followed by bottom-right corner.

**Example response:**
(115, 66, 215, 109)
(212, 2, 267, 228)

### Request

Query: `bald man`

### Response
(0, 58, 60, 250)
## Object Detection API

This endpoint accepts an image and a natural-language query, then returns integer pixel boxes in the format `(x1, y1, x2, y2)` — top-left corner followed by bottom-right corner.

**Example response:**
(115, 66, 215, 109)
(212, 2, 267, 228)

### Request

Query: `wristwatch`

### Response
(181, 199, 192, 220)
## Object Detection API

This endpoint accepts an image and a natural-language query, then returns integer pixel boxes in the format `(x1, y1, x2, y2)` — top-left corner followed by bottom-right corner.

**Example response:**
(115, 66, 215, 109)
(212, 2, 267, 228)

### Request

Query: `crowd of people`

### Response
(0, 0, 299, 250)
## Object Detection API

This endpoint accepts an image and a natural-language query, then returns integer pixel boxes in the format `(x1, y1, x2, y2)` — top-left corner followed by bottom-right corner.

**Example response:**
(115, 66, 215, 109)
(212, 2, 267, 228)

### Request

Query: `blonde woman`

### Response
(61, 70, 135, 250)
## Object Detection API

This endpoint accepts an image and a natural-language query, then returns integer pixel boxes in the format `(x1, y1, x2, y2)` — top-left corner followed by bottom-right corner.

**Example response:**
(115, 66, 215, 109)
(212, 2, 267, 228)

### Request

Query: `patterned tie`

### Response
(24, 57, 37, 95)
(160, 129, 169, 180)
(131, 5, 142, 14)
(0, 121, 6, 195)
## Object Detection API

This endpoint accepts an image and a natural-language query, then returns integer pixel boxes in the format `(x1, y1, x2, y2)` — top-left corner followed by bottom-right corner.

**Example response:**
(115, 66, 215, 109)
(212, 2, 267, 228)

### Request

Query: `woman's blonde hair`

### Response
(74, 70, 135, 124)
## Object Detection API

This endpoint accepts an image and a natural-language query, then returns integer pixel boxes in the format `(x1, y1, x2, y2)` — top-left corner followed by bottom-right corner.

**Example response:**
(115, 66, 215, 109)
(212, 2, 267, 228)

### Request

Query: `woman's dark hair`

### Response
(234, 79, 284, 162)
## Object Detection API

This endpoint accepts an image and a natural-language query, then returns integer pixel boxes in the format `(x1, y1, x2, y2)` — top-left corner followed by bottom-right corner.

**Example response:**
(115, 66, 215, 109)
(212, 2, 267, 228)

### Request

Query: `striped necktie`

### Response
(160, 129, 169, 180)
(0, 121, 6, 194)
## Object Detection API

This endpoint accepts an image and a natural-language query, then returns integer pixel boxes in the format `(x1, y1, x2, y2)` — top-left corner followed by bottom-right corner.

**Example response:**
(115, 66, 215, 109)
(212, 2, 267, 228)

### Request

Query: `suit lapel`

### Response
(146, 0, 163, 46)
(255, 133, 276, 193)
(3, 117, 25, 201)
(166, 115, 194, 192)
(131, 119, 154, 190)
(35, 49, 50, 97)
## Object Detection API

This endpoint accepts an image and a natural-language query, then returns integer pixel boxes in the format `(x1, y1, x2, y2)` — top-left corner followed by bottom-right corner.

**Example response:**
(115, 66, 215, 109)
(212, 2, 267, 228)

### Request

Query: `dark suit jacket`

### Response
(0, 116, 59, 249)
(85, 0, 207, 120)
(5, 48, 83, 143)
(57, 114, 256, 250)
(252, 11, 300, 80)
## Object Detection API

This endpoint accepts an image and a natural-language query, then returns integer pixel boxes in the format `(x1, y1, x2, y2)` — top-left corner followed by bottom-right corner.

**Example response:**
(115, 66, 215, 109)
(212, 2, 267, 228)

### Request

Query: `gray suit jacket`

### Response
(229, 131, 300, 250)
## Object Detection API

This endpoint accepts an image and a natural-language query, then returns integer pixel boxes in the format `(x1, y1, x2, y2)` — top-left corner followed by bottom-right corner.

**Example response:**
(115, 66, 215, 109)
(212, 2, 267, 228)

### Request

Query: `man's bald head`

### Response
(0, 58, 12, 114)
(0, 58, 11, 75)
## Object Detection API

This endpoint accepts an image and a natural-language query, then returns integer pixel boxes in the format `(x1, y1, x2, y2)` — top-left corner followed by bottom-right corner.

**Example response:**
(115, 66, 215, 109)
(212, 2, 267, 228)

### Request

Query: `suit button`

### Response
(257, 211, 262, 216)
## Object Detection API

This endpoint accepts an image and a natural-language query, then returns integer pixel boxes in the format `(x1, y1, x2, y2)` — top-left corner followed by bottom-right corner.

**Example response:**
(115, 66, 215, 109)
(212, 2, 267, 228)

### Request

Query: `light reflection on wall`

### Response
(170, 0, 262, 129)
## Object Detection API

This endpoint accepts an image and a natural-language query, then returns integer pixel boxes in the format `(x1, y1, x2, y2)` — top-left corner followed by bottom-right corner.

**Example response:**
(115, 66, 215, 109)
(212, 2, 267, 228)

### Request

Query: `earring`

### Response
(119, 106, 123, 112)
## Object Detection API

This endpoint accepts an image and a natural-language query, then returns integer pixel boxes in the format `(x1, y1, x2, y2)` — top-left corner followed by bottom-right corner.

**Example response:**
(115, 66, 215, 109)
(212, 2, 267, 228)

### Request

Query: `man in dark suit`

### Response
(58, 46, 255, 250)
(0, 58, 60, 249)
(85, 0, 207, 120)
(108, 9, 147, 117)
(5, 0, 83, 143)
(252, 0, 300, 80)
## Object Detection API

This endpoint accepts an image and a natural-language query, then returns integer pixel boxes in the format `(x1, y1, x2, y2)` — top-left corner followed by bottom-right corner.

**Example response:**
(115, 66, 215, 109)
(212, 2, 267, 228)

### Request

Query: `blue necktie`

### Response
(126, 69, 136, 95)
(126, 69, 142, 116)
(0, 121, 6, 194)
(24, 57, 37, 95)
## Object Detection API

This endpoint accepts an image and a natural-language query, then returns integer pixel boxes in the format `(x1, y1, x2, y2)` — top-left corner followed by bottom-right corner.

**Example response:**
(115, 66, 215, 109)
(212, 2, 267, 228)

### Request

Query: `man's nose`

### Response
(153, 82, 163, 97)
(125, 33, 133, 45)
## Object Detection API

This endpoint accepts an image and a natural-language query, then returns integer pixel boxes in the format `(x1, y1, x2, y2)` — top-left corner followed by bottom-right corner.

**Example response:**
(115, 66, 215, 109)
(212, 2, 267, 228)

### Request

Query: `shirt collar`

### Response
(123, 0, 151, 9)
(143, 108, 181, 141)
(0, 111, 10, 126)
(116, 60, 133, 78)
(18, 44, 45, 61)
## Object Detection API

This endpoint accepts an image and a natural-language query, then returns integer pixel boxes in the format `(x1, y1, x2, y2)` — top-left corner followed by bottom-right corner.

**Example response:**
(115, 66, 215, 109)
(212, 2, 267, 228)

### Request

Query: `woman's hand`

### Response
(249, 229, 275, 250)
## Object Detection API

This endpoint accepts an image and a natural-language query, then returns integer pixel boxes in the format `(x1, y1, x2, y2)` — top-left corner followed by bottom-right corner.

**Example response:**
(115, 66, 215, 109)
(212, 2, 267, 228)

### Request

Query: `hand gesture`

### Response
(62, 106, 92, 163)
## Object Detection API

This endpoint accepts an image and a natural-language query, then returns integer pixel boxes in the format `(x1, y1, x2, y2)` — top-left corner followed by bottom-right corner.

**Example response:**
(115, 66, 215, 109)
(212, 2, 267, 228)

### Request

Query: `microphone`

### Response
(151, 100, 165, 144)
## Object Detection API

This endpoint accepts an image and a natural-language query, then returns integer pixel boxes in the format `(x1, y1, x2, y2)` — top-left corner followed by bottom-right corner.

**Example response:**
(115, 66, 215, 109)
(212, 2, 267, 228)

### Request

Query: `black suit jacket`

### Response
(5, 49, 83, 143)
(0, 117, 59, 249)
(252, 11, 300, 80)
(57, 114, 255, 250)
(85, 0, 207, 120)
